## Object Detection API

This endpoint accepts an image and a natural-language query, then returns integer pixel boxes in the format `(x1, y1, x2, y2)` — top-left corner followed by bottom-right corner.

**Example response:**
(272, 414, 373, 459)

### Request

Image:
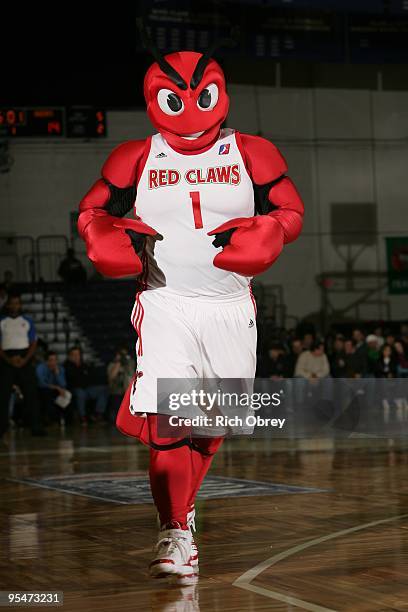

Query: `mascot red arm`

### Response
(208, 133, 304, 276)
(78, 140, 160, 278)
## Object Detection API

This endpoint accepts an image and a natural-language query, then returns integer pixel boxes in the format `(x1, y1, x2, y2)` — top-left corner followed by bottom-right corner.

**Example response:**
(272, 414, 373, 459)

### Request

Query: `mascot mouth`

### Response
(181, 131, 205, 140)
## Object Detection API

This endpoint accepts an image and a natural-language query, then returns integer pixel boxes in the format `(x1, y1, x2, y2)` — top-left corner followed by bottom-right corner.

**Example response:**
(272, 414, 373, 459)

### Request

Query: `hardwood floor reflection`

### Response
(1, 428, 408, 611)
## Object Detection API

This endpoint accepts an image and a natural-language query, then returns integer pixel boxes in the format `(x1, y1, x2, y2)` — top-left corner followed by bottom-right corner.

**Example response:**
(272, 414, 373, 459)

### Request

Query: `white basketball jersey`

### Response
(135, 128, 255, 298)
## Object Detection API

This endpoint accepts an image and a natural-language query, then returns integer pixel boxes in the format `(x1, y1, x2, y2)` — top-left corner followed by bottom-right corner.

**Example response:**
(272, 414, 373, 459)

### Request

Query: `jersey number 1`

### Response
(189, 191, 203, 229)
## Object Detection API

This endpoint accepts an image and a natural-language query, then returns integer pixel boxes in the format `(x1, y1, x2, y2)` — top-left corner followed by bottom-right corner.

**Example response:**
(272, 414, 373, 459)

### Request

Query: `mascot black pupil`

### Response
(167, 93, 182, 112)
(198, 89, 211, 108)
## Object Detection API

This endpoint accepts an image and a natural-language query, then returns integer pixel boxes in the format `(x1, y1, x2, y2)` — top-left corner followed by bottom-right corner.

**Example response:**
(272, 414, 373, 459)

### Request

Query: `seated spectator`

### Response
(295, 340, 330, 380)
(65, 346, 108, 425)
(257, 343, 287, 379)
(0, 295, 45, 438)
(375, 344, 397, 378)
(400, 324, 408, 352)
(285, 338, 303, 377)
(34, 337, 49, 365)
(373, 326, 385, 347)
(301, 332, 314, 351)
(384, 331, 396, 348)
(58, 248, 87, 284)
(36, 351, 71, 424)
(344, 339, 367, 378)
(351, 328, 369, 373)
(395, 341, 408, 377)
(366, 334, 380, 375)
(330, 335, 347, 377)
(107, 346, 135, 421)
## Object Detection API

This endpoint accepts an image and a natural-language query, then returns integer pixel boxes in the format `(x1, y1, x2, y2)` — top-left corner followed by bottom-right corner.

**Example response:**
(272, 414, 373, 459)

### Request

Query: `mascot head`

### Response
(144, 51, 229, 152)
(139, 20, 230, 152)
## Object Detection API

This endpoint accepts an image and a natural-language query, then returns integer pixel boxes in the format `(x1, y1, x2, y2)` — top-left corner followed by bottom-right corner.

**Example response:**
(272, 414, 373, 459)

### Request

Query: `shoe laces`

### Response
(187, 508, 196, 533)
(156, 529, 190, 561)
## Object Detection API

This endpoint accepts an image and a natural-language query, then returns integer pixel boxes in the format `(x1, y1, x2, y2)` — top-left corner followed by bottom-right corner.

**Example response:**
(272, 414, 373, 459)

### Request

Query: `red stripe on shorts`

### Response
(249, 283, 257, 316)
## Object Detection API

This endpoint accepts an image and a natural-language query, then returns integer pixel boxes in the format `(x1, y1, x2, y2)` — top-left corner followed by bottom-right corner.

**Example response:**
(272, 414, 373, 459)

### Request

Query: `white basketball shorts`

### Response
(129, 288, 257, 414)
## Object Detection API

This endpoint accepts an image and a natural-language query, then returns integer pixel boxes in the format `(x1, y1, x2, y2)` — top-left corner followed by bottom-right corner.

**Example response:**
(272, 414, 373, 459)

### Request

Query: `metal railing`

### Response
(0, 235, 36, 283)
(36, 234, 69, 282)
(0, 234, 75, 283)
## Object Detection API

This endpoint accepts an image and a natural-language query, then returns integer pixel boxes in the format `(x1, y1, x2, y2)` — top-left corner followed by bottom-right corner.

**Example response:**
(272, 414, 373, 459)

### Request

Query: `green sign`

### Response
(386, 237, 408, 294)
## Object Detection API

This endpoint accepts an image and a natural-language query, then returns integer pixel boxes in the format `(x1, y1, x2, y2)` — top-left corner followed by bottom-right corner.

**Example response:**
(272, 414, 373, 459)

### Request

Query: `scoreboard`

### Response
(0, 107, 106, 138)
(142, 0, 408, 63)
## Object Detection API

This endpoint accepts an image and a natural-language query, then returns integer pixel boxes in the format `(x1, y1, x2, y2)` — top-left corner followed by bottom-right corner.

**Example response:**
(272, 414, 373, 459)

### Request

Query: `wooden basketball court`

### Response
(1, 428, 407, 611)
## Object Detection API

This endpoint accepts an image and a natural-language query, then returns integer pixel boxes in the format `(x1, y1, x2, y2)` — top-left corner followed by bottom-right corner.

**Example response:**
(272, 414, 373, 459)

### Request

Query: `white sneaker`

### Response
(155, 508, 199, 575)
(149, 524, 195, 579)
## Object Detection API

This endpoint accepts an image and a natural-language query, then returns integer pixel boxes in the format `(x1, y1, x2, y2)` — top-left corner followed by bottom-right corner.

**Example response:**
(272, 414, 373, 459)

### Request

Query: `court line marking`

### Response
(233, 512, 408, 612)
(6, 477, 130, 505)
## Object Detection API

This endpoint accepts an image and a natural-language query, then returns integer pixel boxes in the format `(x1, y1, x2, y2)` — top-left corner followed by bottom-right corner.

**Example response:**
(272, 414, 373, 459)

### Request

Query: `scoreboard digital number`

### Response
(66, 107, 106, 138)
(0, 109, 64, 137)
(0, 108, 106, 138)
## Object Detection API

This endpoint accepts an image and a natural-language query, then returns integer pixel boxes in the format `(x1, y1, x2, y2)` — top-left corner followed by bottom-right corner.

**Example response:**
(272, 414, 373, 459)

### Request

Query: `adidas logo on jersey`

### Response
(155, 152, 167, 158)
(248, 319, 254, 328)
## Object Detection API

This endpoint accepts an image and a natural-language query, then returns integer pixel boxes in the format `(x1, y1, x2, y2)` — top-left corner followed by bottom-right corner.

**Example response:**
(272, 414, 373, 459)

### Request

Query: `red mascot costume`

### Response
(78, 32, 304, 583)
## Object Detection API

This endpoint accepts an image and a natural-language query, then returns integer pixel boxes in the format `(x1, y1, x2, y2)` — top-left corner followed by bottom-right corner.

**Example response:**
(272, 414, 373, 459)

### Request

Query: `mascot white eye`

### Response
(197, 83, 219, 111)
(157, 89, 184, 115)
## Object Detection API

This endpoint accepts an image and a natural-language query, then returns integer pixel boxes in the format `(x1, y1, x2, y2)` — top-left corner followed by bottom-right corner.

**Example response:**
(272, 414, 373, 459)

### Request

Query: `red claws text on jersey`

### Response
(148, 164, 241, 189)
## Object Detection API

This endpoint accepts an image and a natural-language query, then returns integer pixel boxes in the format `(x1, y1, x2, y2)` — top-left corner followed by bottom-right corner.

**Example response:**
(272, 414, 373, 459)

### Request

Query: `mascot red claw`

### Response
(78, 28, 304, 581)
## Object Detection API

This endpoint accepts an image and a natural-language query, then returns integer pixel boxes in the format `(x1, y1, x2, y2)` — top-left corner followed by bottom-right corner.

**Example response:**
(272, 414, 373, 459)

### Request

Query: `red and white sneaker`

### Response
(154, 508, 199, 575)
(149, 523, 195, 580)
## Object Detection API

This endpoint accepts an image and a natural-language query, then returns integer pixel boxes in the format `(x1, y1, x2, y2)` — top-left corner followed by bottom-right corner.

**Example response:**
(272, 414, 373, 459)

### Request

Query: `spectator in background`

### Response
(352, 327, 366, 351)
(400, 324, 408, 352)
(257, 343, 287, 379)
(375, 344, 397, 378)
(285, 338, 303, 377)
(374, 326, 385, 347)
(395, 341, 408, 377)
(295, 340, 330, 380)
(58, 248, 87, 284)
(366, 334, 380, 375)
(330, 335, 347, 377)
(384, 331, 396, 348)
(351, 328, 368, 373)
(301, 332, 314, 352)
(65, 346, 108, 425)
(107, 346, 135, 421)
(33, 337, 49, 364)
(0, 295, 44, 438)
(344, 339, 366, 378)
(36, 351, 71, 423)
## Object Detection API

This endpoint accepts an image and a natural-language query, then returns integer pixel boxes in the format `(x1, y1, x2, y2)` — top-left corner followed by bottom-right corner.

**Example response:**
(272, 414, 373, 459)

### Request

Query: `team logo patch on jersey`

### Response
(155, 152, 167, 158)
(218, 143, 230, 155)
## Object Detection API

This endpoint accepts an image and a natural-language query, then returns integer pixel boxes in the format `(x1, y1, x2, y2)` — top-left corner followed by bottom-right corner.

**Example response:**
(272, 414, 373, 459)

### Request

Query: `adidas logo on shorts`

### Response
(248, 319, 254, 328)
(155, 152, 167, 158)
